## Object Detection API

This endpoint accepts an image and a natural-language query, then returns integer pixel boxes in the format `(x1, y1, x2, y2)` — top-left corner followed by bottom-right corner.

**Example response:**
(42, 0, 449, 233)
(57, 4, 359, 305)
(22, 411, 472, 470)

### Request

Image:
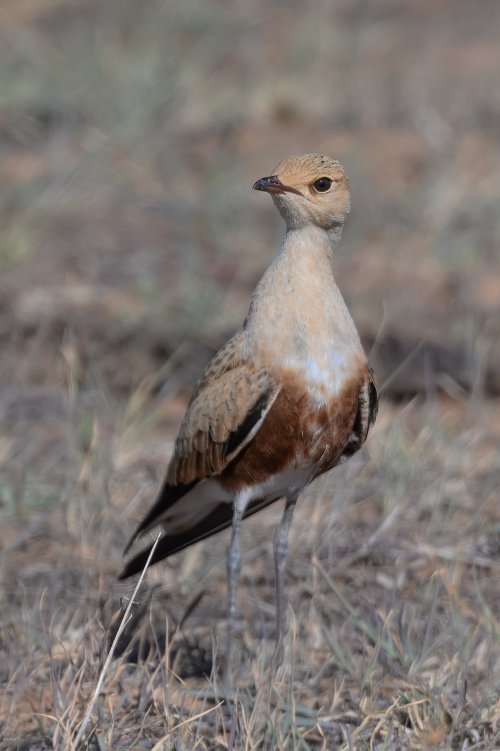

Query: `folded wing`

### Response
(121, 332, 280, 574)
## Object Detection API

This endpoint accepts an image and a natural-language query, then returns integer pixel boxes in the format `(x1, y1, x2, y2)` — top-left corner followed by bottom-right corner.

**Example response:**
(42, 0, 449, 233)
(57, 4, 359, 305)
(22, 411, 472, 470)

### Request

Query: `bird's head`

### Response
(253, 153, 351, 230)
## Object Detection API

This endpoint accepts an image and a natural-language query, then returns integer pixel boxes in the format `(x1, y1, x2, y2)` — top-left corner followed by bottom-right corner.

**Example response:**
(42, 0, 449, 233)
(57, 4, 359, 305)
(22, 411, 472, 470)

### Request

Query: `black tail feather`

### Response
(123, 479, 198, 555)
(119, 495, 276, 580)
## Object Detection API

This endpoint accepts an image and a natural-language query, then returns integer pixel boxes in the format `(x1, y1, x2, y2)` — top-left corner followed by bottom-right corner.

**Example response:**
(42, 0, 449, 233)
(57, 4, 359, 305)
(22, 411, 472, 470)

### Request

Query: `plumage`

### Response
(167, 364, 279, 485)
(119, 153, 377, 677)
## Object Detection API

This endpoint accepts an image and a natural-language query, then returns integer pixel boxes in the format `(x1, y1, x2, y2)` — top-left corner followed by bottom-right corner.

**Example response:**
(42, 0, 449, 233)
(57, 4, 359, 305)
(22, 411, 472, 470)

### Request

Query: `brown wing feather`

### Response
(166, 330, 279, 485)
(192, 329, 246, 396)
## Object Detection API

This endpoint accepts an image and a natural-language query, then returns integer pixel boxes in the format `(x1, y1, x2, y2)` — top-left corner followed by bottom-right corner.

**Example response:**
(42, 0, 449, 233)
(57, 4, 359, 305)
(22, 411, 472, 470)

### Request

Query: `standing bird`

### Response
(119, 154, 377, 677)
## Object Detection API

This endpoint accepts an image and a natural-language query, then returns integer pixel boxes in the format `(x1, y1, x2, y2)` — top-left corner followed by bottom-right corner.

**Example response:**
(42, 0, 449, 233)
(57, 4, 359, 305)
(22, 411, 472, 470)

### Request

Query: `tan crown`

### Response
(273, 153, 348, 188)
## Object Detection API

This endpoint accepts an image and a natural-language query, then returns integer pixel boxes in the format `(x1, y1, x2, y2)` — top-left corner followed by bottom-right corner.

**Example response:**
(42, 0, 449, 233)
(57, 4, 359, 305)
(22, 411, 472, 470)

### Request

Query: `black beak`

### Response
(253, 175, 302, 196)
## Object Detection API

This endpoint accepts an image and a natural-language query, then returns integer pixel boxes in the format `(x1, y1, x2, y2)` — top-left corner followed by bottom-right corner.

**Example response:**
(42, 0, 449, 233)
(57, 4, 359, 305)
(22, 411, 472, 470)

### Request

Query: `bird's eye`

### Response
(313, 177, 333, 193)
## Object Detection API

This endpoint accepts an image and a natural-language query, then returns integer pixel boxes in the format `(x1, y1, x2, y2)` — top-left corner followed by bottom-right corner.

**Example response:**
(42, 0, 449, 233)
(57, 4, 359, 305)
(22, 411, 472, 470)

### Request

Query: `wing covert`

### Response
(167, 364, 279, 485)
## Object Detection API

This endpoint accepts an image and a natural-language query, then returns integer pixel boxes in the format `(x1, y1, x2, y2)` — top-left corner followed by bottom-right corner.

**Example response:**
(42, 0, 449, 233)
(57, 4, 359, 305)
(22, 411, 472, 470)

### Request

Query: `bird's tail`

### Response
(119, 495, 273, 579)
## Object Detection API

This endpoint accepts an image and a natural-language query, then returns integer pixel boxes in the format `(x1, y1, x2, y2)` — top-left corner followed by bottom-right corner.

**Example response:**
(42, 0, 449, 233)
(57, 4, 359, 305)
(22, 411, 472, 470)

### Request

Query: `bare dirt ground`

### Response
(1, 0, 499, 748)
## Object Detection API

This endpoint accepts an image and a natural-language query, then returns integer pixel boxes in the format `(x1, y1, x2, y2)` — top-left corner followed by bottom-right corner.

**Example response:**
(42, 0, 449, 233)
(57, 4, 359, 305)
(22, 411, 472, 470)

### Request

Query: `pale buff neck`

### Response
(243, 222, 365, 377)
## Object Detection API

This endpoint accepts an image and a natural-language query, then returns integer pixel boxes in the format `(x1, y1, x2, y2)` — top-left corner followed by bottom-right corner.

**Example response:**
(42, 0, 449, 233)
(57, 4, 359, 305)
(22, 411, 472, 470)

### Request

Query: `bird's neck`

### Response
(244, 223, 365, 389)
(277, 224, 340, 271)
(248, 223, 345, 320)
(325, 220, 344, 250)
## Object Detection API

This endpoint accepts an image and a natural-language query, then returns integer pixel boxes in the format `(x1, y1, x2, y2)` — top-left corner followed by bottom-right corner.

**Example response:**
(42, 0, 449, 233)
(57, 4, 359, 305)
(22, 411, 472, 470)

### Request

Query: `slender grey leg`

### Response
(224, 489, 252, 687)
(274, 492, 299, 664)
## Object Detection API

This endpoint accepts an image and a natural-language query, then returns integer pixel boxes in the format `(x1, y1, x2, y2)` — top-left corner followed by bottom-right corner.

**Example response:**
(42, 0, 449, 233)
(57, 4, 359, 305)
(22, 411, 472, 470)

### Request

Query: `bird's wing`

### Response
(123, 330, 279, 544)
(338, 366, 378, 462)
(192, 328, 247, 394)
(166, 360, 280, 485)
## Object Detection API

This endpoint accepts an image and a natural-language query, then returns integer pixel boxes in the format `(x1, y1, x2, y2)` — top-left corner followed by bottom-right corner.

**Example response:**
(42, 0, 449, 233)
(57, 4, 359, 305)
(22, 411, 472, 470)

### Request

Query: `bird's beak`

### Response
(253, 175, 302, 196)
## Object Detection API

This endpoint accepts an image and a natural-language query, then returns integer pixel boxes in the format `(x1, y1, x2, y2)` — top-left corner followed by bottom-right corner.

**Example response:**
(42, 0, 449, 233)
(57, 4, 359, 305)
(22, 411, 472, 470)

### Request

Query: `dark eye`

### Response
(313, 177, 332, 193)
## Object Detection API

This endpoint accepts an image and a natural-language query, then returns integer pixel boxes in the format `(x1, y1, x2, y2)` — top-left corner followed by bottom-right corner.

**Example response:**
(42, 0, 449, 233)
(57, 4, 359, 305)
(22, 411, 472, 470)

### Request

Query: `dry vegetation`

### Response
(1, 0, 500, 748)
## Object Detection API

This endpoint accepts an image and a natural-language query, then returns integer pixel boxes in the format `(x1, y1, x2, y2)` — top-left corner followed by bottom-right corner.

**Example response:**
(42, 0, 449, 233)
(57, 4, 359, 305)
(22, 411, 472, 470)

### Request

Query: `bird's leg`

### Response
(224, 488, 252, 688)
(274, 491, 299, 664)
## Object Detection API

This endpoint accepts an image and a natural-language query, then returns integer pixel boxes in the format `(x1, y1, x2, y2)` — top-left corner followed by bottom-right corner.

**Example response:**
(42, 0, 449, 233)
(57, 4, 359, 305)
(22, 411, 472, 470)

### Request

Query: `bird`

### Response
(119, 153, 378, 679)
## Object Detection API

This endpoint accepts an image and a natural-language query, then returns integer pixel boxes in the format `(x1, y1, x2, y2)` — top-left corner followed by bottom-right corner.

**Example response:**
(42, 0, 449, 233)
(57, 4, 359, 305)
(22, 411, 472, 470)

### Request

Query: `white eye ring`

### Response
(312, 177, 333, 193)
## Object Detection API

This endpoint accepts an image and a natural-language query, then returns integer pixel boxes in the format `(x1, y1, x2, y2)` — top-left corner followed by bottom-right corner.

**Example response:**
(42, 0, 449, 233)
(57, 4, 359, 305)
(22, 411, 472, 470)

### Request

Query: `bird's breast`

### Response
(281, 342, 363, 405)
(219, 363, 365, 493)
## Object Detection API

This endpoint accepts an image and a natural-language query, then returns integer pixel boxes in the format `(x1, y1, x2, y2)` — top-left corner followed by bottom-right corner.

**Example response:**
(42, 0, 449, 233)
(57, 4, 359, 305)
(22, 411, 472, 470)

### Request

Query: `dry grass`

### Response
(1, 381, 499, 749)
(1, 0, 500, 749)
